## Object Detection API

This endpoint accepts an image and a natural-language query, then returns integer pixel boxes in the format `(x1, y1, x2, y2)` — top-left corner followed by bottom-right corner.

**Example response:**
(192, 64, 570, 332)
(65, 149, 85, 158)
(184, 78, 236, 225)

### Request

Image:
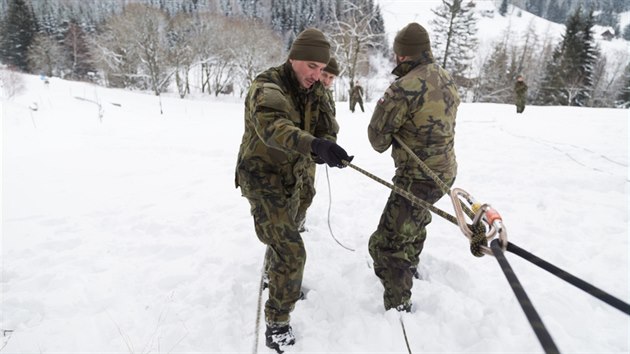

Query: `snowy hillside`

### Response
(377, 0, 630, 69)
(1, 70, 627, 353)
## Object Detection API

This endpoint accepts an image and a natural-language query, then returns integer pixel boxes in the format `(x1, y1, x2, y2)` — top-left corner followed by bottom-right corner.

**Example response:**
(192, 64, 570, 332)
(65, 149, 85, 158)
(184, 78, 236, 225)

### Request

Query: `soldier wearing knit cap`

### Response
(235, 28, 351, 351)
(367, 22, 460, 313)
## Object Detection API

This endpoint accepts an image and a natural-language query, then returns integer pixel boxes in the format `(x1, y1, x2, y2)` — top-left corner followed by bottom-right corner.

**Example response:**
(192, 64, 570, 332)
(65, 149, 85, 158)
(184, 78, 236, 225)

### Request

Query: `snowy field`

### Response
(2, 73, 628, 353)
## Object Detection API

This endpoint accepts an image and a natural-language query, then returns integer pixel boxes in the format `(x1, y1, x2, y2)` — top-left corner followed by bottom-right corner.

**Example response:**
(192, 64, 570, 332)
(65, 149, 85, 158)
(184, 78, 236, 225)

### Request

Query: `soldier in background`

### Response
(349, 80, 365, 112)
(296, 57, 340, 233)
(235, 29, 352, 351)
(514, 74, 528, 113)
(367, 22, 460, 312)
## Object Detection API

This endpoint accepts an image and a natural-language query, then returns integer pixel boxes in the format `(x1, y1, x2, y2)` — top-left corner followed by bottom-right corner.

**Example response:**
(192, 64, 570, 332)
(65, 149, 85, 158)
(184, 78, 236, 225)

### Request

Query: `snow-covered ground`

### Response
(1, 71, 627, 353)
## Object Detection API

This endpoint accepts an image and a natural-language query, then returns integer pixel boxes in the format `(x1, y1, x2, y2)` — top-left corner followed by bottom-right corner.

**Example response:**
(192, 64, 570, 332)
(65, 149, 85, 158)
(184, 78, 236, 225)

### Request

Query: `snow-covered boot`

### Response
(265, 323, 295, 351)
(396, 299, 412, 313)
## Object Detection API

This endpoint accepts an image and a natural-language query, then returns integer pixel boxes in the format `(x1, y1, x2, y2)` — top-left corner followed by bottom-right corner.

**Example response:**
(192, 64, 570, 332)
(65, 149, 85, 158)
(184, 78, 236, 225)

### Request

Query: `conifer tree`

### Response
(536, 6, 599, 106)
(616, 63, 630, 108)
(430, 0, 478, 96)
(499, 0, 508, 16)
(0, 0, 38, 72)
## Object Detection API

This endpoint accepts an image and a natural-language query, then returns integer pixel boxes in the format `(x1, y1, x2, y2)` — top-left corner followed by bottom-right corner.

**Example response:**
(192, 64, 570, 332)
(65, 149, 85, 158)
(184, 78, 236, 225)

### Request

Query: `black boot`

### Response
(265, 323, 295, 351)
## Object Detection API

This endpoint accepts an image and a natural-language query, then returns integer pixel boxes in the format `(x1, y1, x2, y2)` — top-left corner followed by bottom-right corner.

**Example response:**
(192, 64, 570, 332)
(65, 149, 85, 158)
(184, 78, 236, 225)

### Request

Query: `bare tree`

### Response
(326, 0, 385, 96)
(0, 67, 25, 99)
(227, 17, 284, 96)
(167, 12, 196, 98)
(27, 33, 68, 78)
(193, 13, 235, 96)
(91, 3, 173, 97)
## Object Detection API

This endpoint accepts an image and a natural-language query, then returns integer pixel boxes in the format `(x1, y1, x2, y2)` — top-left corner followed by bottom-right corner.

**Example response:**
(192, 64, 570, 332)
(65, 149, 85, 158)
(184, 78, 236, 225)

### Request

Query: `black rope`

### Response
(490, 240, 560, 354)
(506, 242, 630, 316)
(399, 316, 412, 354)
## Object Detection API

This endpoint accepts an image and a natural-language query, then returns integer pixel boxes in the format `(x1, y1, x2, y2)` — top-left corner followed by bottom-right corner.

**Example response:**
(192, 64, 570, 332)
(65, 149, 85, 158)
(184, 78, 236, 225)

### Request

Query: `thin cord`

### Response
(325, 165, 355, 252)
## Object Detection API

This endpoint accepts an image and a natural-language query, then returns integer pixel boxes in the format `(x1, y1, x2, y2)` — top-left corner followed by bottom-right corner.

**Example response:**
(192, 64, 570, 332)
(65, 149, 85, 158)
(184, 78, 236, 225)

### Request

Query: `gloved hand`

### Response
(311, 153, 326, 164)
(311, 138, 353, 168)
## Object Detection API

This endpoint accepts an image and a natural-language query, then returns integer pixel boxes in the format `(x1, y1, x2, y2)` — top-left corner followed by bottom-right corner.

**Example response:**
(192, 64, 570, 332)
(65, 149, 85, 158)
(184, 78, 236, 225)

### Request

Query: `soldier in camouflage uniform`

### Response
(296, 57, 340, 232)
(349, 81, 365, 113)
(514, 74, 528, 113)
(367, 23, 460, 312)
(235, 29, 352, 350)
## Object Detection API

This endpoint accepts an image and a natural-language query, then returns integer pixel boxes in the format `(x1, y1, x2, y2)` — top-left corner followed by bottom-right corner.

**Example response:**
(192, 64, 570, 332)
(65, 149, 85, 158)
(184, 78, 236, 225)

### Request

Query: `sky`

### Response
(1, 2, 629, 354)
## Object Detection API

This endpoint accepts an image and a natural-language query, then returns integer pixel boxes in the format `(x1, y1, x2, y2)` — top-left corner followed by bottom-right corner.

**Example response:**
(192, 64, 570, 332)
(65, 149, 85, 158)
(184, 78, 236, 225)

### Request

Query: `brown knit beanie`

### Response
(289, 28, 331, 64)
(324, 57, 340, 76)
(394, 22, 431, 57)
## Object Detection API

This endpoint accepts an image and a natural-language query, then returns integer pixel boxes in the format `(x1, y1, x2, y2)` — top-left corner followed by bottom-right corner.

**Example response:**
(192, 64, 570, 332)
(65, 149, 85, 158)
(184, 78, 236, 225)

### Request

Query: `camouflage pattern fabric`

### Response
(296, 163, 316, 227)
(349, 85, 364, 112)
(235, 61, 338, 325)
(296, 89, 336, 226)
(369, 176, 454, 309)
(367, 53, 459, 310)
(515, 81, 528, 113)
(249, 195, 304, 324)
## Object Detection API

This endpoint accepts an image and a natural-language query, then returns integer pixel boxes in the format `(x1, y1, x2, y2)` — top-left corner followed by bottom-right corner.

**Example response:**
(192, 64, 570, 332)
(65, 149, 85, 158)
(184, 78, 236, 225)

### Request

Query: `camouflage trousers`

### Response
(350, 98, 364, 113)
(247, 193, 306, 325)
(368, 176, 454, 310)
(295, 163, 316, 227)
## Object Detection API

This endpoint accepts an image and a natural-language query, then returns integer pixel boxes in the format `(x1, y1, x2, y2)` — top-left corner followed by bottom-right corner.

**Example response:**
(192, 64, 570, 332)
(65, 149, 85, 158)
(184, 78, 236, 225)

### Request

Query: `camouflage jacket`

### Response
(235, 62, 338, 197)
(515, 81, 528, 104)
(350, 85, 364, 101)
(368, 54, 460, 181)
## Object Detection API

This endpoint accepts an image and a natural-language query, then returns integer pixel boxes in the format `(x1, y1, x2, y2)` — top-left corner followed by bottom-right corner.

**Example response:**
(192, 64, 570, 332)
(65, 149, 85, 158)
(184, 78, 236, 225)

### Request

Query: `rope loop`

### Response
(469, 222, 488, 257)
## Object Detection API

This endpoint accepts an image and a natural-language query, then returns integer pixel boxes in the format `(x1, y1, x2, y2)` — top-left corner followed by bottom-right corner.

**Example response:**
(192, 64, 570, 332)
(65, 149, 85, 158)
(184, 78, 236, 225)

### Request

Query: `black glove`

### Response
(310, 138, 353, 168)
(311, 153, 326, 164)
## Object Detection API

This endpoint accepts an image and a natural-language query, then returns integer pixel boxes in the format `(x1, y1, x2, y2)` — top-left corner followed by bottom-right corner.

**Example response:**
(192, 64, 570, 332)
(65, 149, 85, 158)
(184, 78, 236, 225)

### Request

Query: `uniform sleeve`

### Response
(313, 90, 339, 142)
(252, 83, 314, 155)
(368, 85, 408, 153)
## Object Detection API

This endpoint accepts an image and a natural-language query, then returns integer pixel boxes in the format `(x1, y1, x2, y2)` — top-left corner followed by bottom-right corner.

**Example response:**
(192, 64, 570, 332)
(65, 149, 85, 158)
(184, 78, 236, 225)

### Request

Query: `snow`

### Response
(2, 63, 628, 353)
(377, 0, 630, 73)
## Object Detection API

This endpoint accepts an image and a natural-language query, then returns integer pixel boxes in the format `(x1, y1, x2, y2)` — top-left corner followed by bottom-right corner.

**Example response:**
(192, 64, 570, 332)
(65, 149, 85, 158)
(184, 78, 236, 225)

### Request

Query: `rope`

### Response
(345, 162, 458, 224)
(344, 161, 488, 257)
(399, 315, 413, 354)
(490, 240, 560, 354)
(324, 165, 355, 252)
(506, 242, 630, 316)
(252, 263, 265, 354)
(393, 136, 476, 220)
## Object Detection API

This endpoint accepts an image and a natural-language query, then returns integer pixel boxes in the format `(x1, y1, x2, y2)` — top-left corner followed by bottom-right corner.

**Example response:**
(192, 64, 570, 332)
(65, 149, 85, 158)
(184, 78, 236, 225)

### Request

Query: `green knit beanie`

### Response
(324, 57, 340, 76)
(289, 28, 331, 64)
(394, 22, 431, 57)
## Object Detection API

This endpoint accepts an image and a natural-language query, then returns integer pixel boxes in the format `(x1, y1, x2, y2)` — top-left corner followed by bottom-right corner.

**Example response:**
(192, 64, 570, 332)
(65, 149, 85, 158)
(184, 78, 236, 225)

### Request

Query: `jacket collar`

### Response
(283, 61, 312, 96)
(391, 50, 435, 78)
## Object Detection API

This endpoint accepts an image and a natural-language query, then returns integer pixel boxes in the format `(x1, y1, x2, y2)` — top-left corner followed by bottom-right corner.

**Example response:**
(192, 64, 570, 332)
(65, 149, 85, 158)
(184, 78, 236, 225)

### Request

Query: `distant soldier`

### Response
(296, 57, 340, 233)
(367, 22, 460, 312)
(514, 74, 528, 113)
(349, 81, 364, 112)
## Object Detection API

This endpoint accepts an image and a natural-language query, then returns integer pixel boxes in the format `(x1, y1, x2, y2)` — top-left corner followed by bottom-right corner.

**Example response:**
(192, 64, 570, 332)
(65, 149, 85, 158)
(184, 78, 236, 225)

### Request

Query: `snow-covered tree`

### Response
(327, 0, 387, 92)
(64, 21, 94, 80)
(430, 0, 479, 97)
(0, 0, 38, 72)
(499, 0, 508, 16)
(27, 33, 66, 77)
(616, 63, 630, 108)
(536, 6, 599, 106)
(227, 18, 284, 96)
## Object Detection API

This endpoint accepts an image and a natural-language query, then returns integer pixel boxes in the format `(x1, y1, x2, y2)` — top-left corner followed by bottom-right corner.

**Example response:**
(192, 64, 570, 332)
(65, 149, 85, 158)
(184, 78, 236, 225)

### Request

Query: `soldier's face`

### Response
(290, 59, 327, 89)
(320, 71, 337, 89)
